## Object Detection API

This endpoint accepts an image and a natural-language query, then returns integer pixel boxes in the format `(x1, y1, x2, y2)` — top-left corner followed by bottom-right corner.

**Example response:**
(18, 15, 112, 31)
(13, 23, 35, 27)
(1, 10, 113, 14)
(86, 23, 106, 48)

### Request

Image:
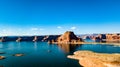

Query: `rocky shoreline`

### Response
(0, 31, 120, 46)
(48, 31, 120, 46)
(68, 51, 120, 67)
(0, 35, 59, 42)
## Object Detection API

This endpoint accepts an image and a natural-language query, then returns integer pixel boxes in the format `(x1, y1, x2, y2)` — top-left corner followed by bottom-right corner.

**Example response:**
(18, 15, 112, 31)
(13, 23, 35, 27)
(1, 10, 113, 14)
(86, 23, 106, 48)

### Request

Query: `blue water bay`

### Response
(0, 42, 120, 67)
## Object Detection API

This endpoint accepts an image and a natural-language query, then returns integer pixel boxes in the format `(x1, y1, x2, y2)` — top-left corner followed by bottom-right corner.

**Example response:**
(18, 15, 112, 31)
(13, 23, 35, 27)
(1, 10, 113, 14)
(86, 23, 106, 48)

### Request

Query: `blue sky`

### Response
(0, 0, 120, 36)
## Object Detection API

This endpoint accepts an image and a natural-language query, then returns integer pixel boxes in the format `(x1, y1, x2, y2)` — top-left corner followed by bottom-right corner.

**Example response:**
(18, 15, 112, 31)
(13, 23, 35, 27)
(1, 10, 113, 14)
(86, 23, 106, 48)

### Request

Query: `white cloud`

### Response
(57, 26, 62, 29)
(30, 28, 44, 31)
(70, 26, 76, 30)
(30, 28, 38, 31)
(1, 29, 14, 36)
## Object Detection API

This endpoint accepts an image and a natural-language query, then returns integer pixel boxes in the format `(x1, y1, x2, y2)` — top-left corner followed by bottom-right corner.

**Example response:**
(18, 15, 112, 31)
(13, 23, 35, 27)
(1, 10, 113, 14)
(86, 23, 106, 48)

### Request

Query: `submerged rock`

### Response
(0, 52, 5, 54)
(13, 53, 24, 57)
(0, 56, 5, 60)
(68, 51, 120, 67)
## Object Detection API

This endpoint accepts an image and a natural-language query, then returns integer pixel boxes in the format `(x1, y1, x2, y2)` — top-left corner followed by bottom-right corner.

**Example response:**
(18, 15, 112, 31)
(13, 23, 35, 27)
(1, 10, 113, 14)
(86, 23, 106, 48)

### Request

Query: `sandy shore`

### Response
(67, 51, 120, 67)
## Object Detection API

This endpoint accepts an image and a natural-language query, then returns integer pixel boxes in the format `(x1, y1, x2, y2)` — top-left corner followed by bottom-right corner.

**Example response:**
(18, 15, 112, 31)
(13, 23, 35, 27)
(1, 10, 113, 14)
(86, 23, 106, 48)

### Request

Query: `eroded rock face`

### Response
(33, 36, 37, 42)
(93, 34, 120, 42)
(57, 31, 83, 43)
(68, 51, 120, 67)
(105, 34, 120, 42)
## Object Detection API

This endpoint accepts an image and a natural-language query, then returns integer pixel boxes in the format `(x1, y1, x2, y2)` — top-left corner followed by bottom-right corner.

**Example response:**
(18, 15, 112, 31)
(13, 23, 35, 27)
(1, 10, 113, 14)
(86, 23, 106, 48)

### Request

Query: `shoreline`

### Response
(67, 51, 120, 67)
(51, 42, 120, 46)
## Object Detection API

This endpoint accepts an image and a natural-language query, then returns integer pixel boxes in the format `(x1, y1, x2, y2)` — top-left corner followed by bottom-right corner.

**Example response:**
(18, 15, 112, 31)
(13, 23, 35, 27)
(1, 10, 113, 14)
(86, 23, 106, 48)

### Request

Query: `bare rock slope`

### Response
(68, 51, 120, 67)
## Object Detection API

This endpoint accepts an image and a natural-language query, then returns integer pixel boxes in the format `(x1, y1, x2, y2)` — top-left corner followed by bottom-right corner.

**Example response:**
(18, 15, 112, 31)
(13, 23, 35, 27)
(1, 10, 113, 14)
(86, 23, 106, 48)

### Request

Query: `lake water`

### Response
(0, 42, 120, 67)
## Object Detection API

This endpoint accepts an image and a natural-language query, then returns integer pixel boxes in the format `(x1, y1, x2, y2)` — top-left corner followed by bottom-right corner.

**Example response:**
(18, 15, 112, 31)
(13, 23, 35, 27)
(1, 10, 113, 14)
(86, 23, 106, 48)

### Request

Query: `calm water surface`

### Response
(0, 42, 120, 67)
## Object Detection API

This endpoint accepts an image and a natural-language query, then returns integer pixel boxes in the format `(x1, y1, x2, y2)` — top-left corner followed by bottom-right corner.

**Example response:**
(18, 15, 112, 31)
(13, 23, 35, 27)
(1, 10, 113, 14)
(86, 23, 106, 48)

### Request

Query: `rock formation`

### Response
(68, 51, 120, 67)
(0, 33, 120, 43)
(105, 34, 120, 42)
(0, 35, 59, 42)
(13, 53, 24, 56)
(42, 36, 49, 41)
(57, 31, 83, 44)
(16, 37, 22, 42)
(0, 37, 5, 42)
(33, 36, 37, 42)
(92, 34, 120, 42)
(0, 56, 5, 60)
(43, 35, 59, 42)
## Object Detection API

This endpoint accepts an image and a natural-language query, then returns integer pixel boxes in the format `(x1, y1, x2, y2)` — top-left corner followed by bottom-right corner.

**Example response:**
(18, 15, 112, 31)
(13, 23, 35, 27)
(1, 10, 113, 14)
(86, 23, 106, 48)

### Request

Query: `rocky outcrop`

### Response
(43, 35, 60, 42)
(33, 36, 37, 42)
(56, 31, 83, 44)
(0, 56, 5, 60)
(92, 34, 120, 42)
(68, 51, 120, 67)
(105, 34, 120, 42)
(0, 35, 59, 42)
(16, 37, 22, 42)
(0, 37, 5, 42)
(13, 53, 24, 57)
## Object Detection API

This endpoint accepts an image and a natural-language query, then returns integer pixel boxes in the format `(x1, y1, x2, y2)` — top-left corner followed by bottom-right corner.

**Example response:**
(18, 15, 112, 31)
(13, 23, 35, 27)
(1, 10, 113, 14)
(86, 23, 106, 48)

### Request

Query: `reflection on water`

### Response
(0, 42, 80, 67)
(57, 44, 81, 53)
(34, 42, 37, 49)
(57, 43, 120, 54)
(0, 43, 3, 48)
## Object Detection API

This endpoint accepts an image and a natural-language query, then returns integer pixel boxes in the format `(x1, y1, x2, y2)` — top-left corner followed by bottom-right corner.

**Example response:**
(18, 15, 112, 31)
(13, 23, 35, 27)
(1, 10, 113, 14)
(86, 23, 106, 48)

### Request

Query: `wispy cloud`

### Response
(57, 26, 62, 29)
(30, 28, 44, 31)
(30, 28, 38, 31)
(70, 26, 76, 30)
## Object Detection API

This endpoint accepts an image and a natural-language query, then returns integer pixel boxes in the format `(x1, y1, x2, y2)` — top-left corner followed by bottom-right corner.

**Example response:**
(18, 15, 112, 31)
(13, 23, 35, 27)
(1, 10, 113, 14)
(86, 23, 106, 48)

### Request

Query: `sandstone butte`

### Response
(67, 51, 120, 67)
(48, 31, 120, 46)
(49, 31, 83, 44)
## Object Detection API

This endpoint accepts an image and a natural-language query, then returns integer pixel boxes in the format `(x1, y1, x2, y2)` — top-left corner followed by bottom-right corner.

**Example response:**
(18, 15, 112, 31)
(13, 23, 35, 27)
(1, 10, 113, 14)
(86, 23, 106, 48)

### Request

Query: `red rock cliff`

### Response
(57, 31, 83, 43)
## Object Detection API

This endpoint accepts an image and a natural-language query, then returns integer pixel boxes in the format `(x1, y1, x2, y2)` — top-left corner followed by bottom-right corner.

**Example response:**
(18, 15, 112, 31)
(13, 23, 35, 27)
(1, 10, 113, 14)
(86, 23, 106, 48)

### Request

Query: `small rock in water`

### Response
(13, 53, 24, 57)
(0, 56, 5, 60)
